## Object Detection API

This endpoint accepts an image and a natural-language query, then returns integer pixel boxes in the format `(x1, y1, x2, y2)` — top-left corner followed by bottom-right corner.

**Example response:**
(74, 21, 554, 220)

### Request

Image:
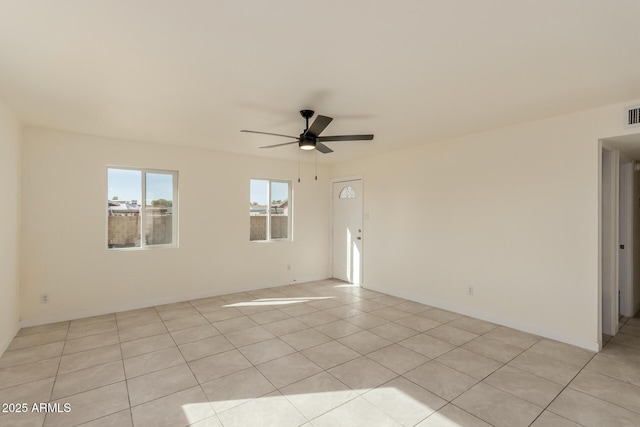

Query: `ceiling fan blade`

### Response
(259, 141, 299, 149)
(315, 142, 334, 154)
(241, 130, 298, 139)
(317, 134, 374, 142)
(305, 115, 333, 137)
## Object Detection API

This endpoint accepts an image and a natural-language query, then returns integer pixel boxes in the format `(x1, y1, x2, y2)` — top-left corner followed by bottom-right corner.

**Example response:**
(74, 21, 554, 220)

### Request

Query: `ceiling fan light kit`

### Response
(241, 109, 374, 154)
(300, 140, 315, 150)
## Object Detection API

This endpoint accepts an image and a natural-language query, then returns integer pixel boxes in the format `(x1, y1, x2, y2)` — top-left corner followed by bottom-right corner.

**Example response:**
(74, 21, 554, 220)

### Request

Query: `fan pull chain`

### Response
(298, 149, 301, 183)
(315, 150, 318, 180)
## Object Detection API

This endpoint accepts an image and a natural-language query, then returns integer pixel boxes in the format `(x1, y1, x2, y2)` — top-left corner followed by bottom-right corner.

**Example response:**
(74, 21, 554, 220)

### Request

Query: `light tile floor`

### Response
(1, 279, 639, 426)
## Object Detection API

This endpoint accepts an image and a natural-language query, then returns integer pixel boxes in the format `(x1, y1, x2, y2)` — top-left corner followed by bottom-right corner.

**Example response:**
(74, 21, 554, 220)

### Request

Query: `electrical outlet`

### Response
(41, 293, 49, 304)
(467, 286, 474, 296)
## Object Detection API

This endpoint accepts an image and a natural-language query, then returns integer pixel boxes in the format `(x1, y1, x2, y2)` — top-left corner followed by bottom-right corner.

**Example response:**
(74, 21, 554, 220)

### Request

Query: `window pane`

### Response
(250, 179, 268, 241)
(270, 181, 289, 239)
(339, 186, 356, 199)
(107, 168, 141, 248)
(145, 173, 174, 245)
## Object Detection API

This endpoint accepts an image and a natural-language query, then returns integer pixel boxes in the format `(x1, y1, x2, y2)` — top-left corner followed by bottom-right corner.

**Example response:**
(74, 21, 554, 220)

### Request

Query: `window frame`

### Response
(107, 166, 179, 250)
(249, 178, 292, 242)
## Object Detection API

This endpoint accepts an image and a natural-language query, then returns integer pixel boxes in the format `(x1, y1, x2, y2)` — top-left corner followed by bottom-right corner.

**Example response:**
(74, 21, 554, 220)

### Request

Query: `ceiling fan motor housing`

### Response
(299, 133, 316, 150)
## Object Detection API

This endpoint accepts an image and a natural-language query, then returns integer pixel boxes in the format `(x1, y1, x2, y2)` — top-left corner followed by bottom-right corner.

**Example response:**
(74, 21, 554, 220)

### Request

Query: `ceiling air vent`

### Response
(626, 104, 640, 127)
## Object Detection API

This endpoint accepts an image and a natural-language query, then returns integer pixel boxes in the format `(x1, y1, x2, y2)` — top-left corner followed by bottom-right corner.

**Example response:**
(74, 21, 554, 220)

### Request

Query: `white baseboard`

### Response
(0, 323, 21, 356)
(363, 283, 600, 352)
(19, 275, 330, 328)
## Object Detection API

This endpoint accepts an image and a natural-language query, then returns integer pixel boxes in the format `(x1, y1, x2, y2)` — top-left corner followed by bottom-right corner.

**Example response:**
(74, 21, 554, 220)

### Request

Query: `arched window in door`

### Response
(339, 186, 356, 199)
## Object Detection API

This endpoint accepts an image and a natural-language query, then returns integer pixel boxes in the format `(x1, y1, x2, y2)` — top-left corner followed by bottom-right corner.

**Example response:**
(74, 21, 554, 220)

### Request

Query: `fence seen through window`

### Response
(107, 168, 178, 249)
(250, 179, 291, 241)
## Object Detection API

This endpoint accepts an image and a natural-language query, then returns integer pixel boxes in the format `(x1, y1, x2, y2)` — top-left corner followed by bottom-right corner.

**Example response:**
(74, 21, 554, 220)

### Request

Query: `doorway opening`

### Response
(599, 134, 640, 348)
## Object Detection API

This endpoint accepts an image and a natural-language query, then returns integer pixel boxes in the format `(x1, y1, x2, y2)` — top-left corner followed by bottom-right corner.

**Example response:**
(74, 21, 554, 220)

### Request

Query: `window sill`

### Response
(107, 244, 178, 251)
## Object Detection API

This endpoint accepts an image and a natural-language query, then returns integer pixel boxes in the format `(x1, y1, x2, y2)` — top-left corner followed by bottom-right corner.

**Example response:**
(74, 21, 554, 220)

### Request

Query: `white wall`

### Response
(331, 100, 640, 351)
(21, 128, 330, 325)
(0, 101, 21, 354)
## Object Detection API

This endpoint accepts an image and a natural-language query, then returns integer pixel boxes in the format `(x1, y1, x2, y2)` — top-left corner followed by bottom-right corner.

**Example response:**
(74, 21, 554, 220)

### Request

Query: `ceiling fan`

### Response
(241, 110, 374, 154)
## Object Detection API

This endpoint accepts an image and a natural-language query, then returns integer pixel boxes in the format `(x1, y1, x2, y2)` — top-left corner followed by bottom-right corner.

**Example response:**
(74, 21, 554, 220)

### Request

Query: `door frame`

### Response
(330, 175, 364, 285)
(599, 141, 619, 346)
(618, 155, 634, 317)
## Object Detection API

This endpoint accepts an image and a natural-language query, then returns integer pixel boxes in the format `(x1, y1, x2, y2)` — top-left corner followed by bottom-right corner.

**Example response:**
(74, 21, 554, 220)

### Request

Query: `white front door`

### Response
(332, 179, 363, 284)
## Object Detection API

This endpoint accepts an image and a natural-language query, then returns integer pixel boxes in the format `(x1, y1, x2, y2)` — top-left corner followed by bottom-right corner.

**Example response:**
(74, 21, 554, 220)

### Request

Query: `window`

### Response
(107, 167, 178, 249)
(339, 186, 356, 199)
(250, 179, 291, 241)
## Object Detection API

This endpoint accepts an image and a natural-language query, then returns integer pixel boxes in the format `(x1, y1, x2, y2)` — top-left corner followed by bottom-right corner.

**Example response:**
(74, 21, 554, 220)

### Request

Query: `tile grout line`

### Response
(43, 321, 70, 427)
(7, 281, 630, 427)
(189, 286, 394, 424)
(460, 335, 558, 427)
(550, 342, 640, 417)
(526, 349, 598, 426)
(42, 312, 166, 425)
(578, 355, 640, 394)
(27, 292, 352, 424)
(391, 319, 549, 427)
(190, 291, 333, 424)
(3, 283, 347, 425)
(259, 294, 426, 425)
(61, 324, 129, 427)
(47, 288, 462, 424)
(158, 301, 222, 426)
(112, 302, 226, 423)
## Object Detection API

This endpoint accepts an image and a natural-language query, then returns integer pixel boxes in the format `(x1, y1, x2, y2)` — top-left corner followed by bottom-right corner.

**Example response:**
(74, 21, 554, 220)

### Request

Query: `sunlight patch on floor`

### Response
(223, 300, 302, 307)
(180, 402, 216, 425)
(224, 296, 335, 307)
(182, 386, 450, 425)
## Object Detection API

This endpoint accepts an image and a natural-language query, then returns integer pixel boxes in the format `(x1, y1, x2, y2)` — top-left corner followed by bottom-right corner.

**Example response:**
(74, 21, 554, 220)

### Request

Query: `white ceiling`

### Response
(1, 1, 639, 163)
